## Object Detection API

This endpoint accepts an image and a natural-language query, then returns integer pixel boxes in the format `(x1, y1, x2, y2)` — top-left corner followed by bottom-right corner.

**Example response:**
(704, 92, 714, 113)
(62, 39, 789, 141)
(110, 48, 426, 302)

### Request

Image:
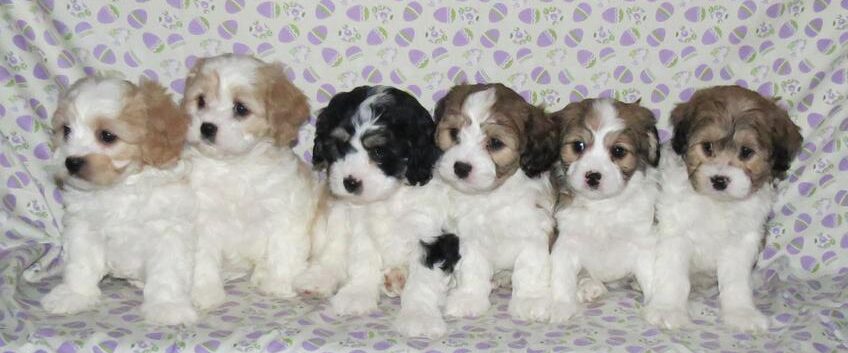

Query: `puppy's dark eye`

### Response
(62, 125, 71, 139)
(487, 137, 505, 151)
(611, 145, 627, 159)
(197, 95, 206, 109)
(233, 101, 250, 117)
(739, 146, 755, 160)
(449, 128, 459, 142)
(372, 146, 386, 159)
(701, 142, 714, 157)
(572, 141, 586, 154)
(99, 130, 118, 145)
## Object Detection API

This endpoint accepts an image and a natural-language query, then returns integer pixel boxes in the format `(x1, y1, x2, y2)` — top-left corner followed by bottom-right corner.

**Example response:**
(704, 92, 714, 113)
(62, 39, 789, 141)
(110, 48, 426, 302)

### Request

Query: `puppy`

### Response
(41, 77, 196, 325)
(645, 85, 802, 331)
(432, 83, 557, 323)
(294, 86, 452, 323)
(183, 54, 318, 308)
(545, 98, 661, 323)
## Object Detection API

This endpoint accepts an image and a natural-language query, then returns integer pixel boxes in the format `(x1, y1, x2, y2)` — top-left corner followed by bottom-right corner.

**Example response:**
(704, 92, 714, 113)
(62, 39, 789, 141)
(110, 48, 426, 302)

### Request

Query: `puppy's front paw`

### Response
(444, 293, 490, 318)
(508, 296, 550, 321)
(191, 283, 226, 310)
(395, 308, 447, 338)
(142, 302, 198, 326)
(576, 277, 607, 303)
(250, 269, 296, 298)
(330, 287, 378, 316)
(382, 267, 407, 298)
(293, 266, 338, 298)
(722, 308, 769, 332)
(644, 305, 691, 330)
(41, 284, 100, 315)
(549, 301, 579, 323)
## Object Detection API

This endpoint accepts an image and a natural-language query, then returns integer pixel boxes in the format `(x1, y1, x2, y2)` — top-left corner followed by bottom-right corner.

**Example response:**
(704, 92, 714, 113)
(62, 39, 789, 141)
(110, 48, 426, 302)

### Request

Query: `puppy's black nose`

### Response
(65, 157, 85, 175)
(585, 171, 602, 189)
(343, 176, 362, 194)
(200, 122, 218, 139)
(453, 162, 472, 179)
(710, 175, 729, 191)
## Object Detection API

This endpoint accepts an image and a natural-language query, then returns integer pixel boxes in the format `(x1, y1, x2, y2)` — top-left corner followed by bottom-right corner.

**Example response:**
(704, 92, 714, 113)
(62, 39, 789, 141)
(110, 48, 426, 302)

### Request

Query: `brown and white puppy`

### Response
(645, 85, 802, 332)
(183, 54, 321, 309)
(396, 83, 556, 337)
(42, 77, 198, 325)
(546, 98, 661, 323)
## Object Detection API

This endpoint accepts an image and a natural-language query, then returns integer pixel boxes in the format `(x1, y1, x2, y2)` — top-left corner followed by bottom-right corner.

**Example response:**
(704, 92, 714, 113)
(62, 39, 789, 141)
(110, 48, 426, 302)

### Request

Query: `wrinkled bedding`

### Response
(1, 0, 846, 352)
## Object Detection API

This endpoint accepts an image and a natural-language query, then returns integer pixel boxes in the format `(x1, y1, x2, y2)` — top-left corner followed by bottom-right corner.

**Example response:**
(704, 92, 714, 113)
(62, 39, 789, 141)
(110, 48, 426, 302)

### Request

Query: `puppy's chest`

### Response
(192, 157, 290, 204)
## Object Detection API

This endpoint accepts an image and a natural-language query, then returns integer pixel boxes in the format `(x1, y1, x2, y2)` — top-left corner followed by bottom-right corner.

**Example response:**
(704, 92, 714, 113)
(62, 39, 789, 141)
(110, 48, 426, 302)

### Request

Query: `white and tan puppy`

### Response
(183, 54, 319, 309)
(432, 83, 557, 323)
(42, 77, 196, 325)
(545, 98, 661, 323)
(645, 86, 802, 332)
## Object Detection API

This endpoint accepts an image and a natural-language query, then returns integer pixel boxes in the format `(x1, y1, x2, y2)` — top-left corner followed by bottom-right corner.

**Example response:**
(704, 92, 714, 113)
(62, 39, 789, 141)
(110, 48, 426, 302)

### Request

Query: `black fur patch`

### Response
(421, 233, 461, 273)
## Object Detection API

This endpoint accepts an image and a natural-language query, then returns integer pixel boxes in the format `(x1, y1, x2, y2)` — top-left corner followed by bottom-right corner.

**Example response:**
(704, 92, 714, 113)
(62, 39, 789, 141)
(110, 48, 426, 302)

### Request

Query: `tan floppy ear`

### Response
(766, 104, 802, 179)
(136, 79, 189, 167)
(258, 63, 310, 146)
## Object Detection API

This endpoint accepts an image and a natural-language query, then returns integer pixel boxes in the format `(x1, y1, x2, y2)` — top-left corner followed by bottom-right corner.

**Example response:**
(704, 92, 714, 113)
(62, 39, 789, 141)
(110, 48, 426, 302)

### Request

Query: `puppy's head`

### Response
(52, 77, 188, 190)
(312, 86, 440, 203)
(434, 84, 555, 194)
(182, 54, 309, 157)
(670, 85, 802, 200)
(550, 98, 659, 200)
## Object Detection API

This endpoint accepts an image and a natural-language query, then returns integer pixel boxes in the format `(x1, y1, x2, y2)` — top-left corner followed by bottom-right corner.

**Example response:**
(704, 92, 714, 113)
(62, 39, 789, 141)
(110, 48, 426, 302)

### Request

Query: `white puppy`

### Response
(545, 98, 661, 323)
(182, 54, 319, 308)
(430, 84, 556, 324)
(41, 77, 196, 325)
(645, 86, 802, 332)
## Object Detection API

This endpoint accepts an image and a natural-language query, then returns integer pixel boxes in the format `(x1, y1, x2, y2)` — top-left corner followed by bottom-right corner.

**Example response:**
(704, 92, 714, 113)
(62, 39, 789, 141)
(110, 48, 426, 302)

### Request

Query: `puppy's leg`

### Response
(509, 240, 551, 321)
(444, 242, 493, 318)
(549, 236, 581, 323)
(717, 238, 768, 332)
(395, 235, 457, 338)
(329, 224, 382, 316)
(42, 223, 105, 315)
(191, 238, 226, 310)
(141, 229, 197, 326)
(252, 216, 310, 298)
(294, 206, 348, 298)
(644, 236, 692, 329)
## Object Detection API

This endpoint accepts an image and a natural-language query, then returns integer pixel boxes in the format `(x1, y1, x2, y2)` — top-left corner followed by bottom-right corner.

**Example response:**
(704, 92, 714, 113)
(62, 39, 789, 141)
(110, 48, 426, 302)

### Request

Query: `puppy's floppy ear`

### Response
(645, 125, 661, 167)
(398, 92, 441, 185)
(311, 86, 369, 171)
(669, 100, 695, 155)
(766, 104, 802, 179)
(259, 62, 310, 146)
(520, 106, 559, 178)
(134, 79, 189, 167)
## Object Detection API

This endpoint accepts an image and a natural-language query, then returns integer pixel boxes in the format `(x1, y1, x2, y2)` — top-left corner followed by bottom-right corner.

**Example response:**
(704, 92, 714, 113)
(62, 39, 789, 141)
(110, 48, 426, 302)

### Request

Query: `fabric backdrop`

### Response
(1, 0, 846, 352)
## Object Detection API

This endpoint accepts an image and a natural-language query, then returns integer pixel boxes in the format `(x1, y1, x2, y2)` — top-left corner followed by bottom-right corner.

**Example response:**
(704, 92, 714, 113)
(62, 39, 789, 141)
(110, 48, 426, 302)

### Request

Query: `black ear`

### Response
(401, 96, 441, 185)
(669, 102, 693, 155)
(520, 107, 560, 178)
(767, 105, 803, 179)
(312, 86, 370, 171)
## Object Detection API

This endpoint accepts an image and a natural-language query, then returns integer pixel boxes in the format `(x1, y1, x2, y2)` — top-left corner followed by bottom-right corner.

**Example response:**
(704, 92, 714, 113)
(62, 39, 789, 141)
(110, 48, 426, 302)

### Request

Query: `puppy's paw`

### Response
(395, 308, 447, 338)
(548, 301, 579, 323)
(41, 284, 99, 315)
(576, 277, 607, 303)
(644, 305, 691, 330)
(382, 267, 407, 298)
(294, 267, 338, 298)
(444, 293, 490, 318)
(191, 283, 226, 311)
(330, 288, 378, 316)
(142, 302, 198, 326)
(250, 269, 296, 298)
(508, 296, 550, 322)
(722, 308, 769, 332)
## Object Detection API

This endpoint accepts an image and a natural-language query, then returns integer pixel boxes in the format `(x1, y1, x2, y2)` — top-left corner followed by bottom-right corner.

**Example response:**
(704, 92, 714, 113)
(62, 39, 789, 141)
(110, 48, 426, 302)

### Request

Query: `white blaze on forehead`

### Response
(461, 88, 497, 124)
(200, 56, 262, 101)
(69, 79, 131, 121)
(352, 86, 391, 132)
(592, 99, 625, 135)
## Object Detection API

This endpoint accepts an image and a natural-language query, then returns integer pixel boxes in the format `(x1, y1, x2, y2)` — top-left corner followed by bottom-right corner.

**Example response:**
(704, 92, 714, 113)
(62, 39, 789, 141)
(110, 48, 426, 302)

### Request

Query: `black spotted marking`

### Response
(421, 233, 461, 274)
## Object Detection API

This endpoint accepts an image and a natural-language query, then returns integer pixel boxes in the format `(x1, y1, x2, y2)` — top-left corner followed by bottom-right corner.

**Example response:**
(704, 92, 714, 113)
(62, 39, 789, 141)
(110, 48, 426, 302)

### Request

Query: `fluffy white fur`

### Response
(645, 146, 774, 331)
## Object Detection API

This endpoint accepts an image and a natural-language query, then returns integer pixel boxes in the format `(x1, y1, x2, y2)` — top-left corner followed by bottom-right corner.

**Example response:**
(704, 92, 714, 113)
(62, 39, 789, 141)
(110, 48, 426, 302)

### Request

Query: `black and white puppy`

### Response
(294, 86, 455, 322)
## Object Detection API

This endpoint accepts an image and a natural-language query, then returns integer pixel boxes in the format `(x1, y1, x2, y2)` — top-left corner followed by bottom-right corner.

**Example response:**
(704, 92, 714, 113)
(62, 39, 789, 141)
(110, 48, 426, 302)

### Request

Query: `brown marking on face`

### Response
(181, 58, 220, 112)
(434, 83, 546, 183)
(669, 85, 803, 192)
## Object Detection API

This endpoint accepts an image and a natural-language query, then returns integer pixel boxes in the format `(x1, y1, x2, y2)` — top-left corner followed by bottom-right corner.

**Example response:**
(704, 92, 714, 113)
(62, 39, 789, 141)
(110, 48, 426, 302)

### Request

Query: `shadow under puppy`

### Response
(428, 83, 558, 324)
(42, 77, 196, 325)
(295, 86, 454, 319)
(182, 54, 320, 309)
(645, 85, 802, 332)
(544, 98, 661, 323)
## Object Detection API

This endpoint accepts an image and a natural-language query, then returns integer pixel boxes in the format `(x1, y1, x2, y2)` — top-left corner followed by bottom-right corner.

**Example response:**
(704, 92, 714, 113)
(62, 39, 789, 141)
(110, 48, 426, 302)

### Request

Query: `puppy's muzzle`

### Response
(343, 176, 362, 194)
(710, 175, 729, 191)
(200, 122, 218, 141)
(65, 157, 85, 175)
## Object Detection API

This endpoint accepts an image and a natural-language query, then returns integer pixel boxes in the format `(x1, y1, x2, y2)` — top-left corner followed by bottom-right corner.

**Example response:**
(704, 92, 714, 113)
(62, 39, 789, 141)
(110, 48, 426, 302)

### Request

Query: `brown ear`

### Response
(669, 100, 695, 155)
(766, 104, 802, 179)
(136, 79, 189, 167)
(258, 63, 310, 146)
